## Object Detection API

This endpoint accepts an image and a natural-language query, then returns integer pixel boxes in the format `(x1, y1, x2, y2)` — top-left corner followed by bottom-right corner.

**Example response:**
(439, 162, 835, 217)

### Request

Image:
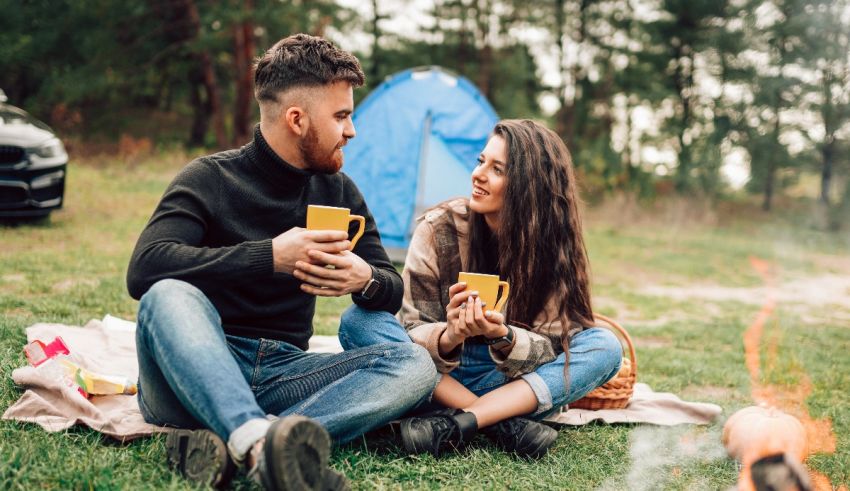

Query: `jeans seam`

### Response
(282, 348, 414, 415)
(570, 347, 609, 354)
(250, 342, 266, 390)
(268, 346, 393, 385)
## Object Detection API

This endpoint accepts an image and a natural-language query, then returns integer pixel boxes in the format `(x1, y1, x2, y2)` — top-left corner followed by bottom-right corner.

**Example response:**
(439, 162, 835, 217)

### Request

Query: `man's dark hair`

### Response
(254, 33, 365, 103)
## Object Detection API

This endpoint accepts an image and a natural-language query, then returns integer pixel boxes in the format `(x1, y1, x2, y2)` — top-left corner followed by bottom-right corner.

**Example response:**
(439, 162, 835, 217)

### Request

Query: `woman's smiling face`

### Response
(469, 135, 508, 229)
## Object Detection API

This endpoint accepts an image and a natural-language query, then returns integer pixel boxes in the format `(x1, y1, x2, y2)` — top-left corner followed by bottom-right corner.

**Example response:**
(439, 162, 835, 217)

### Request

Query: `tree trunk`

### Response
(199, 50, 227, 148)
(370, 0, 381, 84)
(555, 0, 570, 139)
(155, 0, 228, 147)
(233, 0, 255, 146)
(457, 3, 471, 71)
(763, 160, 775, 211)
(567, 0, 590, 154)
(188, 68, 209, 147)
(475, 0, 493, 98)
(311, 15, 332, 37)
(477, 44, 493, 98)
(819, 70, 835, 206)
(763, 111, 781, 212)
(820, 139, 834, 206)
(674, 45, 693, 192)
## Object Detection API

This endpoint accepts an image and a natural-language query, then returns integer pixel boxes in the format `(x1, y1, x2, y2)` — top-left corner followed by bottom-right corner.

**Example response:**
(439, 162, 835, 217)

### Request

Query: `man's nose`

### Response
(344, 118, 356, 139)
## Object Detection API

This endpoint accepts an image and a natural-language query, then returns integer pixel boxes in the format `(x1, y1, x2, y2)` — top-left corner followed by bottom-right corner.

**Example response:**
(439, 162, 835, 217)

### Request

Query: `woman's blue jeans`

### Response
(135, 279, 438, 459)
(339, 305, 622, 418)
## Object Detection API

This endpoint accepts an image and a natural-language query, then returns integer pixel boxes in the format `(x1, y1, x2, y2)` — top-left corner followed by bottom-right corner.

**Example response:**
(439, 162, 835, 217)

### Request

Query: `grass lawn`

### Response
(1, 151, 848, 490)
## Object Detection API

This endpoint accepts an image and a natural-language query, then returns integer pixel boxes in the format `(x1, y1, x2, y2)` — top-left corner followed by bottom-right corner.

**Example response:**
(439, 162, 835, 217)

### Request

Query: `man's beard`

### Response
(299, 127, 344, 175)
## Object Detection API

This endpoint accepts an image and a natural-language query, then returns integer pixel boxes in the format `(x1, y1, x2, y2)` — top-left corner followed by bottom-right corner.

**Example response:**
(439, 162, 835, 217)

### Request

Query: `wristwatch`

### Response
(484, 326, 514, 350)
(359, 270, 381, 299)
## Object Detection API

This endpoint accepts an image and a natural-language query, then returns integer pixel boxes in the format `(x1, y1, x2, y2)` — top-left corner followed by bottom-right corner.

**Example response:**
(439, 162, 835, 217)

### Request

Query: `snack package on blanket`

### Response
(36, 357, 138, 397)
(64, 360, 137, 396)
(24, 336, 71, 367)
(24, 336, 137, 397)
(36, 357, 90, 399)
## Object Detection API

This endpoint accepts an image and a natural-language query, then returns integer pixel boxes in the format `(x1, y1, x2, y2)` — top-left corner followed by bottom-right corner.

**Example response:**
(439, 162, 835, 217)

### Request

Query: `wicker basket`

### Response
(569, 314, 637, 410)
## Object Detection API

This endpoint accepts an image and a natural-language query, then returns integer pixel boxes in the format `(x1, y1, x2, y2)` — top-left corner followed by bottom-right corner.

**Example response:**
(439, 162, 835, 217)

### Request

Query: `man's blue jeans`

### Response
(339, 305, 622, 418)
(135, 279, 438, 461)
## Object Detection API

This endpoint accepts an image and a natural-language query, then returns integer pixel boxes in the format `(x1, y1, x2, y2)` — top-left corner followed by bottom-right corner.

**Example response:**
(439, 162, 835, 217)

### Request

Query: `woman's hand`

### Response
(443, 282, 476, 343)
(438, 282, 477, 355)
(460, 295, 508, 339)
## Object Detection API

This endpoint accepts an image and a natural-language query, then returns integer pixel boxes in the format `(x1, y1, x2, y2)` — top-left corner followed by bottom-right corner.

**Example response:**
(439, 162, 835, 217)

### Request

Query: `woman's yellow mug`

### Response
(306, 205, 366, 250)
(458, 272, 510, 311)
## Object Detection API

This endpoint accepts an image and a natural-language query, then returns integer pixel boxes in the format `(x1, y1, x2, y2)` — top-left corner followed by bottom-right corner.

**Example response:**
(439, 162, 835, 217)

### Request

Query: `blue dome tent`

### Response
(343, 66, 499, 254)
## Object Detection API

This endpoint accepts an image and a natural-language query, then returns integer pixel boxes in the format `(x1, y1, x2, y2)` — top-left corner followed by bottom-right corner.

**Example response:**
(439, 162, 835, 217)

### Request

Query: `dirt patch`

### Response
(639, 273, 850, 311)
(52, 278, 100, 292)
(4, 307, 33, 317)
(810, 252, 850, 275)
(593, 295, 688, 328)
(632, 336, 673, 349)
(680, 385, 739, 402)
(2, 274, 25, 283)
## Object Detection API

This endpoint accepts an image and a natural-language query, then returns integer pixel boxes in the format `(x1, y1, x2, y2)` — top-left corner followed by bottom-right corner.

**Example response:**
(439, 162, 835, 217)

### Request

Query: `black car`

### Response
(0, 89, 68, 218)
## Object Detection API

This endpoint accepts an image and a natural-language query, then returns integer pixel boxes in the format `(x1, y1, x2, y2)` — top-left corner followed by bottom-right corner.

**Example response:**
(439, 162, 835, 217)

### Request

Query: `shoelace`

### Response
(491, 418, 527, 447)
(430, 416, 462, 451)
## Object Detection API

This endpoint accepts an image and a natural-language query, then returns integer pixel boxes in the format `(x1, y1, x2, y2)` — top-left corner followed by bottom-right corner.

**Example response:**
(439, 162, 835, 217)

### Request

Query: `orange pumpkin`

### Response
(722, 405, 809, 491)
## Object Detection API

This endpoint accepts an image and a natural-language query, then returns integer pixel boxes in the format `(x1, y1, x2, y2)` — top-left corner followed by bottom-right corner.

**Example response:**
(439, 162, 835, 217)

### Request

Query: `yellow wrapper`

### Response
(58, 359, 138, 395)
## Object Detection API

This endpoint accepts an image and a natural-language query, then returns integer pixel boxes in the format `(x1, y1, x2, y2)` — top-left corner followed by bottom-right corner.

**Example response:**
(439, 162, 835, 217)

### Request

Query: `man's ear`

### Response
(284, 106, 308, 137)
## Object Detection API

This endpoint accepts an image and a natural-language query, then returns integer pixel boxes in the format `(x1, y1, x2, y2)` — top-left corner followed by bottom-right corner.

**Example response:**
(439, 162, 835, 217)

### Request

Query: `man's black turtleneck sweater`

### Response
(127, 126, 402, 349)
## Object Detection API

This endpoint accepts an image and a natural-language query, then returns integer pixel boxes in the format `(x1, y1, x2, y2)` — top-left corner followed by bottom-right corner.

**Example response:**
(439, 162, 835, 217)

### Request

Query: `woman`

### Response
(339, 119, 622, 459)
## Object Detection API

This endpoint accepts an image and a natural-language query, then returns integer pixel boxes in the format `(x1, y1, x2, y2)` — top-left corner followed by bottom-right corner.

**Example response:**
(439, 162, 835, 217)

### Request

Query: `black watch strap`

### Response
(359, 267, 381, 299)
(484, 326, 514, 350)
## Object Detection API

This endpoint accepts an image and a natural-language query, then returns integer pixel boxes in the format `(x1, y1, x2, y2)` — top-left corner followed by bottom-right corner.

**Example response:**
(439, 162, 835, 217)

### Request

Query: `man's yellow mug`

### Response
(306, 205, 365, 250)
(458, 272, 510, 311)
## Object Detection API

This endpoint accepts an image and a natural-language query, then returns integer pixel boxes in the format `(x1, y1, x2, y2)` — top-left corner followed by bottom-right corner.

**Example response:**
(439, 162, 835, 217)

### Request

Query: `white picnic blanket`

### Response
(3, 317, 721, 440)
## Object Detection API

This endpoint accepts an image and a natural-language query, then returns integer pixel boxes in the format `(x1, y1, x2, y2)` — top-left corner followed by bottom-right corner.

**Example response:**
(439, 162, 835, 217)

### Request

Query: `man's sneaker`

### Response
(165, 428, 235, 488)
(481, 417, 559, 459)
(399, 411, 478, 457)
(250, 415, 349, 491)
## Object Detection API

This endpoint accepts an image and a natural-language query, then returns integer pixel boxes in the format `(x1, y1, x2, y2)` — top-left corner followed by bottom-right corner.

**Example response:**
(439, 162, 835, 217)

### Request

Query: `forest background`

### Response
(2, 0, 850, 226)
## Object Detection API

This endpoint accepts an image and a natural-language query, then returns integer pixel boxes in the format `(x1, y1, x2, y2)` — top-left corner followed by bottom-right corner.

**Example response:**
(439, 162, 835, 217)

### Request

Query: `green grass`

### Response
(1, 151, 848, 489)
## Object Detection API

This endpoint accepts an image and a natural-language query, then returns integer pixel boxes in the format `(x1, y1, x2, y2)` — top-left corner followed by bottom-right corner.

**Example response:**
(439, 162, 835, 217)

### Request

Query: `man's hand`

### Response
(293, 249, 372, 297)
(272, 228, 350, 274)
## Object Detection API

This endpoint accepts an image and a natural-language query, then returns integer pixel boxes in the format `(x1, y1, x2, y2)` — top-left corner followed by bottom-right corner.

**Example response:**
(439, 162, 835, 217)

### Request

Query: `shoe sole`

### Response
(165, 429, 235, 488)
(264, 415, 335, 491)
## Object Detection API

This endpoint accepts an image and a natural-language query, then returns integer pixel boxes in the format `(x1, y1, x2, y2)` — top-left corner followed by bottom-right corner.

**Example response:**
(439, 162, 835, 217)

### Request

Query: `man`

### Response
(127, 34, 438, 490)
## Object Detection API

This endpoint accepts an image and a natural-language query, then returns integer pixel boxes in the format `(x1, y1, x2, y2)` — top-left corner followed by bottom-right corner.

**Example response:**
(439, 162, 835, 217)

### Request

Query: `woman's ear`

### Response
(284, 106, 308, 136)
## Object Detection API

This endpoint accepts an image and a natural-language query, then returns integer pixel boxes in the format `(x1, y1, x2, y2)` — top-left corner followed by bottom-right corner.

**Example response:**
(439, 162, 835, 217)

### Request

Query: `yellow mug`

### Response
(306, 205, 366, 250)
(458, 272, 510, 311)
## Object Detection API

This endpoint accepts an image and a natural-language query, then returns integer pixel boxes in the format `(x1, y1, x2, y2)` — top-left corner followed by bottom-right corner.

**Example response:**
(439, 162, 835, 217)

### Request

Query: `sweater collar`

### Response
(246, 124, 314, 186)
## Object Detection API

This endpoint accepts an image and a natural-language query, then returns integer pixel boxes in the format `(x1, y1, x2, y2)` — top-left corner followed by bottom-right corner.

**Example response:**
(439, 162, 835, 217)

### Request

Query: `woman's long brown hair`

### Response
(468, 119, 594, 387)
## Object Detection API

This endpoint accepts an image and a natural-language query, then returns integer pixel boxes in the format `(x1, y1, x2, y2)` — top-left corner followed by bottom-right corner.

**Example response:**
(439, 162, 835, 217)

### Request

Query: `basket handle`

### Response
(593, 314, 637, 376)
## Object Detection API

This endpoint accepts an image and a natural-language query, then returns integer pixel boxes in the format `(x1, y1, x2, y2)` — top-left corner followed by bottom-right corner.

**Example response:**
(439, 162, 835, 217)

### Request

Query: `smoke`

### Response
(597, 426, 730, 491)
